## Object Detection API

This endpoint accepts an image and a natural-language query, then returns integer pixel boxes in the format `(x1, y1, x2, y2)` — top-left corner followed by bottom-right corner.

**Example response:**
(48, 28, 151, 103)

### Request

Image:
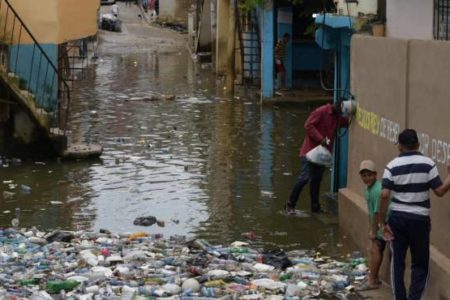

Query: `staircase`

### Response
(236, 7, 261, 87)
(0, 0, 71, 154)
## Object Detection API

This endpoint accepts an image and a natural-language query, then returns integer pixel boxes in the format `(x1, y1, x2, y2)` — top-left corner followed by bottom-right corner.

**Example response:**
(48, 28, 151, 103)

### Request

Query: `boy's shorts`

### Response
(275, 59, 285, 74)
(374, 237, 386, 251)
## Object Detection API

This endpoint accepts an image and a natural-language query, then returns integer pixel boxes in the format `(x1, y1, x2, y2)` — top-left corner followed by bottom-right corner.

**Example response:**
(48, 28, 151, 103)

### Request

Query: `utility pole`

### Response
(216, 0, 236, 94)
(225, 0, 236, 93)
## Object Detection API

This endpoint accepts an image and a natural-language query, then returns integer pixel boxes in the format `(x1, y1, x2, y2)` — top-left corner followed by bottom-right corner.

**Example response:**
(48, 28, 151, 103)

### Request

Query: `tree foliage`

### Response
(239, 0, 304, 12)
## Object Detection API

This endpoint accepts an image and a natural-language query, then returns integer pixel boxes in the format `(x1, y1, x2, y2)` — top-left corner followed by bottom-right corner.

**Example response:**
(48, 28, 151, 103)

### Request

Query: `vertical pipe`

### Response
(261, 1, 274, 99)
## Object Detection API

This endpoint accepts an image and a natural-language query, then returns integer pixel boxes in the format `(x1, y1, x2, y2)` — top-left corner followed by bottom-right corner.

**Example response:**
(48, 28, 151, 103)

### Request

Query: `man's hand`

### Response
(382, 224, 394, 241)
(320, 137, 330, 147)
(368, 230, 376, 241)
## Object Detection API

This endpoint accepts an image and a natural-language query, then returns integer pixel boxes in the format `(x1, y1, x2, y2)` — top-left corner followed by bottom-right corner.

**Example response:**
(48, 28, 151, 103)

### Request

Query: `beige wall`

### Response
(341, 34, 450, 299)
(159, 0, 194, 24)
(5, 0, 58, 44)
(2, 0, 98, 44)
(58, 0, 99, 43)
(386, 0, 433, 39)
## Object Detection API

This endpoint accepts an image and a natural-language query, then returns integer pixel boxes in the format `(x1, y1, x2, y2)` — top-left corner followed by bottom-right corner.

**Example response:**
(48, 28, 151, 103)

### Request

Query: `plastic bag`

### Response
(305, 145, 332, 166)
(262, 249, 292, 270)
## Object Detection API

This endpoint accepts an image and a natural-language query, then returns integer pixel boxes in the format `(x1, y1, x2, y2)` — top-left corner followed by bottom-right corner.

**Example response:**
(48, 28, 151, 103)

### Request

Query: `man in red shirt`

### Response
(286, 101, 349, 214)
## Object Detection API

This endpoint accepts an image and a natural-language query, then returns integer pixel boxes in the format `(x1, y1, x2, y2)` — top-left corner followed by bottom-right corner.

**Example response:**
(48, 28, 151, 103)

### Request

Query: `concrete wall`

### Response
(3, 0, 98, 44)
(386, 0, 433, 39)
(159, 0, 195, 25)
(340, 34, 450, 299)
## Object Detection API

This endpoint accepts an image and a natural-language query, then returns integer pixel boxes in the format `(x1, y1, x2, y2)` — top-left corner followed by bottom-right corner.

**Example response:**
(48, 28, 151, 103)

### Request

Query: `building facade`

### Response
(339, 1, 450, 298)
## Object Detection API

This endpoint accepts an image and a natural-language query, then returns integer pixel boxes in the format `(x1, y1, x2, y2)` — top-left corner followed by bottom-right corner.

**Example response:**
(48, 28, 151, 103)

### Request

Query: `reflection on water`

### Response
(0, 49, 356, 254)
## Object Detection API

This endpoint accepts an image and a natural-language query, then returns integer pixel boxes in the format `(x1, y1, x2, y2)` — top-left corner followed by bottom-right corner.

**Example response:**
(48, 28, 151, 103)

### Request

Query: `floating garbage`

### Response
(133, 216, 157, 226)
(0, 227, 370, 299)
(20, 184, 32, 194)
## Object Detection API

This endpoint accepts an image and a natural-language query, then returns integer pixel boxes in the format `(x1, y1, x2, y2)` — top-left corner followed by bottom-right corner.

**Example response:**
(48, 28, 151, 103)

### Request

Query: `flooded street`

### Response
(0, 4, 356, 255)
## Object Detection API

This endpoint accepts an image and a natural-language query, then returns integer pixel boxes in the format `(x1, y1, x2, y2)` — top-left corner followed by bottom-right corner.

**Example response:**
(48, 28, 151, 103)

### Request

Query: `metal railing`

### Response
(0, 0, 71, 136)
(434, 0, 450, 40)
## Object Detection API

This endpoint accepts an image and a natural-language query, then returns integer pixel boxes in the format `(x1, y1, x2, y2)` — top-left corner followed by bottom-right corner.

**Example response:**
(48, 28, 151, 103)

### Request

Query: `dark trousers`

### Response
(287, 157, 325, 211)
(388, 212, 430, 300)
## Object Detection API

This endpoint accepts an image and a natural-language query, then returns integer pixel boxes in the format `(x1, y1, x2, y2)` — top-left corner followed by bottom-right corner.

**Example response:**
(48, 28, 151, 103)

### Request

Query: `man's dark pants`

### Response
(388, 211, 430, 300)
(287, 157, 324, 212)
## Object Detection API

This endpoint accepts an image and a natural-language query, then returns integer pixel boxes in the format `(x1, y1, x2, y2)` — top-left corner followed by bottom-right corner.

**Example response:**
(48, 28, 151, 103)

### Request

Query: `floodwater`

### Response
(0, 6, 356, 255)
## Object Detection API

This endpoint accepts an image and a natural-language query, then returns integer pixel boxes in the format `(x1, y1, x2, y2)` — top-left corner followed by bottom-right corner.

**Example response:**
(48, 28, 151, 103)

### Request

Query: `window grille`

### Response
(435, 0, 450, 40)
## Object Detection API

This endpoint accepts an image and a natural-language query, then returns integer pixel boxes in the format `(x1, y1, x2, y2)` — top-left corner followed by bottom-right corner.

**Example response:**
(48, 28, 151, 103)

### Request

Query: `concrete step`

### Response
(63, 143, 103, 159)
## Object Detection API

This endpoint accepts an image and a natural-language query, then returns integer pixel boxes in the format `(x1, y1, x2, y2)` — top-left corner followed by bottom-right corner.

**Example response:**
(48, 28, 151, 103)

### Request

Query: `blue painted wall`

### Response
(9, 44, 58, 112)
(292, 41, 329, 71)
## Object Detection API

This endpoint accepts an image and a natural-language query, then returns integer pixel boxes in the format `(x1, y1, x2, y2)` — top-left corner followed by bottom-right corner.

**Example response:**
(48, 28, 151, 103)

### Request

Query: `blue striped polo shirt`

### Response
(382, 151, 442, 216)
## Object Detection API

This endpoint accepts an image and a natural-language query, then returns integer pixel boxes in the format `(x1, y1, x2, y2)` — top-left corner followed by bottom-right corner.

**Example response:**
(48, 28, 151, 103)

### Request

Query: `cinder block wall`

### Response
(339, 35, 450, 299)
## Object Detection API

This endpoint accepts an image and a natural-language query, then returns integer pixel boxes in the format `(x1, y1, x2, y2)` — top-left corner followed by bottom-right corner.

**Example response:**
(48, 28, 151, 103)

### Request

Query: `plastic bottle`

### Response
(279, 273, 292, 281)
(300, 271, 320, 280)
(200, 287, 221, 297)
(20, 184, 32, 194)
(46, 280, 80, 293)
(120, 285, 136, 300)
(231, 276, 249, 285)
(20, 278, 40, 286)
(187, 266, 203, 276)
(230, 247, 249, 254)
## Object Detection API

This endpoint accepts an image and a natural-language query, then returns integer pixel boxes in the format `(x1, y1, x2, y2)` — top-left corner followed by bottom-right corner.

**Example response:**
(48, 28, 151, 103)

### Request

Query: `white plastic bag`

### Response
(305, 145, 332, 166)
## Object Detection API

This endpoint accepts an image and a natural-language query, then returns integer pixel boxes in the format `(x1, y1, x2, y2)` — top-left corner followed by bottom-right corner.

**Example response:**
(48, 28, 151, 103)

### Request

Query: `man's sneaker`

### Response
(285, 206, 296, 215)
(311, 207, 325, 214)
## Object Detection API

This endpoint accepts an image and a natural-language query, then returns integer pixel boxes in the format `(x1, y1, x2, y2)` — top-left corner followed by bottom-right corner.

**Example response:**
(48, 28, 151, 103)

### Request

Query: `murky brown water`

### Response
(0, 15, 357, 255)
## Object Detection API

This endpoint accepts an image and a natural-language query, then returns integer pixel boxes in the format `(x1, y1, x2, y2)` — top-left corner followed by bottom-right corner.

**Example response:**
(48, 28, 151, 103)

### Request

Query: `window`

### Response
(434, 0, 450, 40)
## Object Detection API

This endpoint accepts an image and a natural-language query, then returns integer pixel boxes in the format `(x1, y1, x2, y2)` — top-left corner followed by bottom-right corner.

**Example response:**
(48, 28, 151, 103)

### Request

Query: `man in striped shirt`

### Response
(379, 129, 450, 300)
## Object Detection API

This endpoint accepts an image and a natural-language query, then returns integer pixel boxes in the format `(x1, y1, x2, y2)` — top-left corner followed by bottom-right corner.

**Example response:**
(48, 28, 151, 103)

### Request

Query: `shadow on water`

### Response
(0, 48, 357, 255)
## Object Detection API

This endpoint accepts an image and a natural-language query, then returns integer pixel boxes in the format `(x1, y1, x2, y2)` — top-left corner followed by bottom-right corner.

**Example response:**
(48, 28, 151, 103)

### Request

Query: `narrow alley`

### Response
(1, 2, 350, 253)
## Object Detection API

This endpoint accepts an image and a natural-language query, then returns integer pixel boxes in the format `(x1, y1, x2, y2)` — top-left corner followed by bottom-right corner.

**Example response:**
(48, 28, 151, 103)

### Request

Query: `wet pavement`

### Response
(0, 3, 357, 256)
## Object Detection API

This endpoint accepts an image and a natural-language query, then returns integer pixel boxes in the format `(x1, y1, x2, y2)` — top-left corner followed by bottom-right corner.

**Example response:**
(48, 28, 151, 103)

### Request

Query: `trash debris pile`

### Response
(0, 227, 370, 299)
